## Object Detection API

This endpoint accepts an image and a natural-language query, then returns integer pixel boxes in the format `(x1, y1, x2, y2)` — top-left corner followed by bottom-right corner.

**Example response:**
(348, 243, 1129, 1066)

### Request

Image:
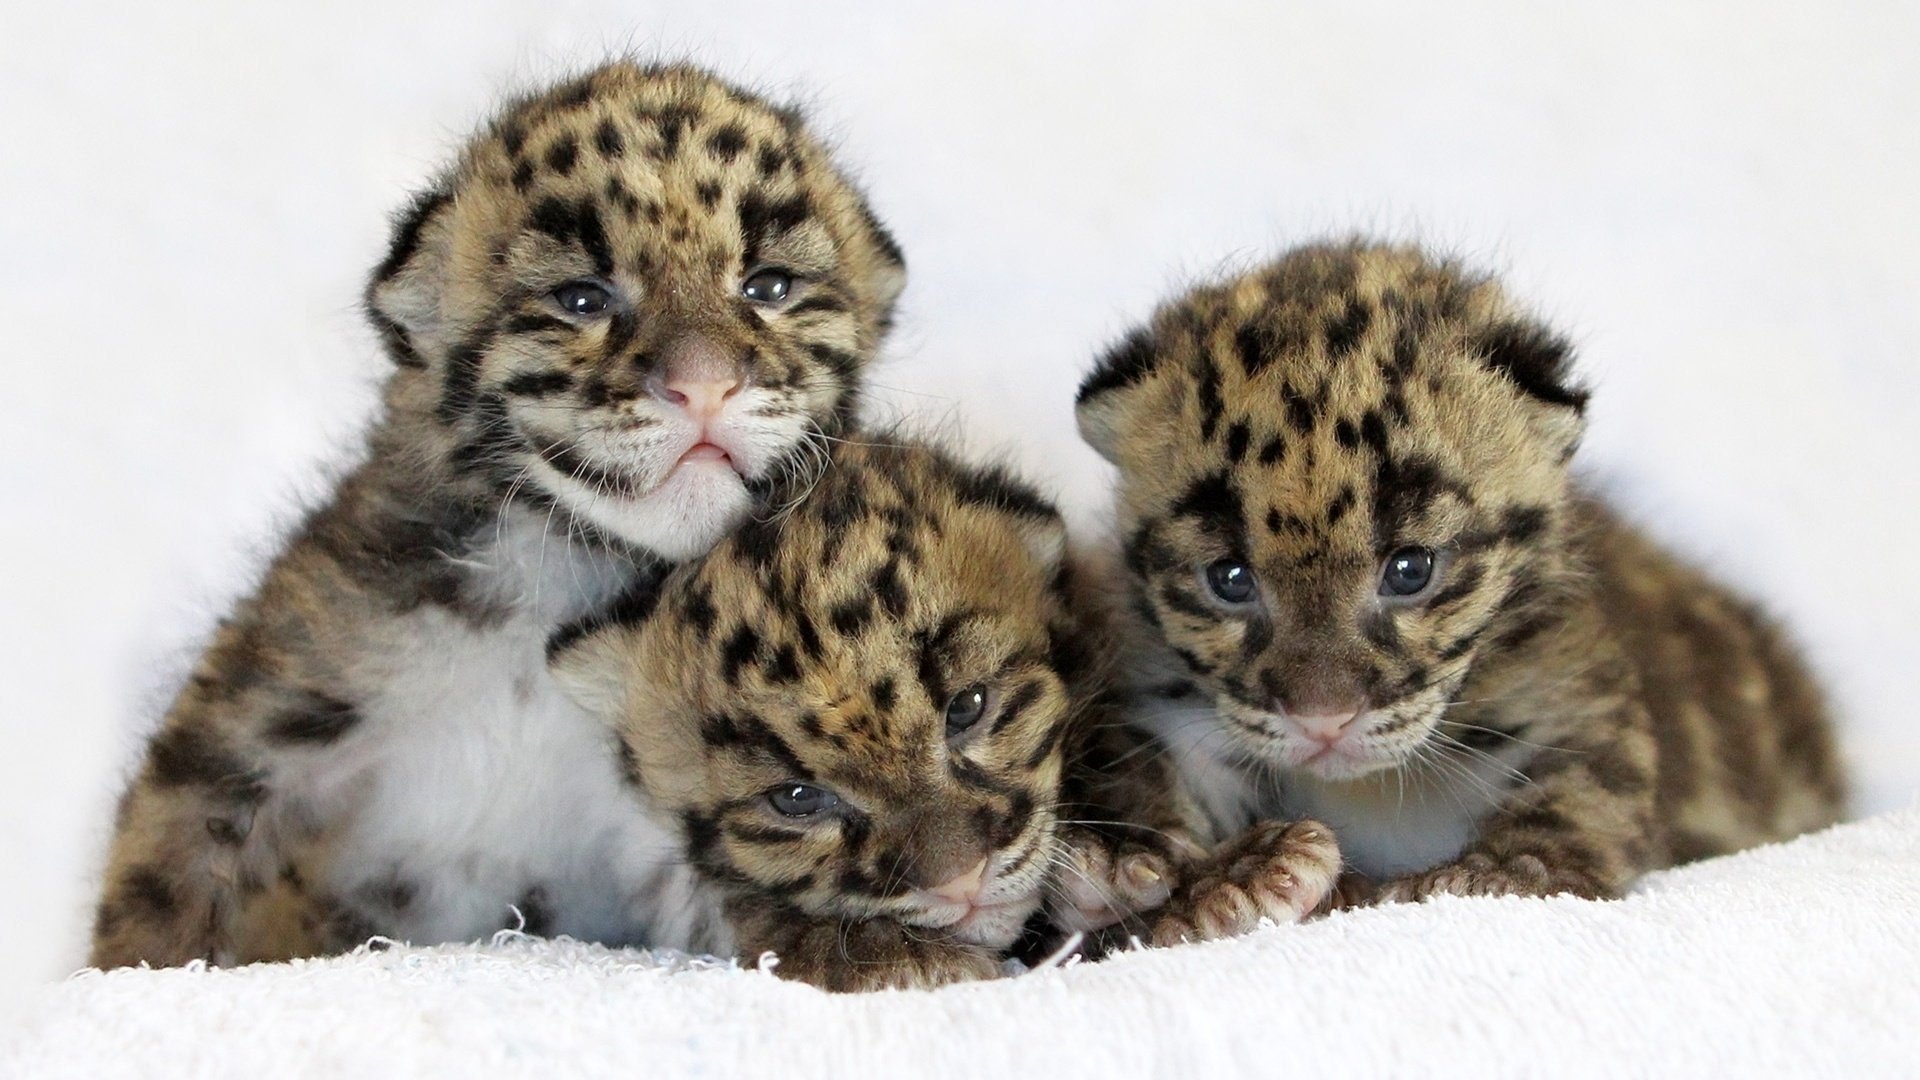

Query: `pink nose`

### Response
(650, 370, 741, 420)
(924, 858, 990, 905)
(1288, 707, 1361, 743)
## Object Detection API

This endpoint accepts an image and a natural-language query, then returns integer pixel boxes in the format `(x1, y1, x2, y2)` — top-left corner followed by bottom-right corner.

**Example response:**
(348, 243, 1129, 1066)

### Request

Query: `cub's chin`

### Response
(560, 457, 754, 561)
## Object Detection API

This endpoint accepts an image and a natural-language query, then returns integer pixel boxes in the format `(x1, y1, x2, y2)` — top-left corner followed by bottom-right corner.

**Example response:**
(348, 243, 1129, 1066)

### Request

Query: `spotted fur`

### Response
(91, 61, 905, 969)
(1077, 240, 1846, 913)
(554, 438, 1107, 990)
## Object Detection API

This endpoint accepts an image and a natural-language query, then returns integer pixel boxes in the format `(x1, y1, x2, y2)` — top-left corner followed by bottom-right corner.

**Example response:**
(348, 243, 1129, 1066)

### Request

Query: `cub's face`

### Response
(370, 63, 905, 559)
(1078, 244, 1587, 782)
(554, 443, 1073, 949)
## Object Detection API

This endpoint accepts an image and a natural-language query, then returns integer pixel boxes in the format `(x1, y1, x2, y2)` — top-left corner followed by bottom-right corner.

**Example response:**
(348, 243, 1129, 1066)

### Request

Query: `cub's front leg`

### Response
(729, 897, 1001, 992)
(1150, 819, 1343, 945)
(1049, 719, 1208, 939)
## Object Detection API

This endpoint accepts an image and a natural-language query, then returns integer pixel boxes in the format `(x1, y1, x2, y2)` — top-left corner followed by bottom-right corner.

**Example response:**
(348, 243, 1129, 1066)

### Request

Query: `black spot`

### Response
(1195, 357, 1224, 442)
(1257, 436, 1286, 466)
(501, 370, 574, 398)
(1077, 327, 1157, 403)
(504, 313, 573, 335)
(147, 723, 249, 789)
(1170, 470, 1242, 529)
(1234, 324, 1271, 378)
(545, 135, 578, 177)
(1476, 320, 1588, 411)
(573, 201, 614, 276)
(829, 596, 873, 637)
(766, 643, 803, 685)
(706, 124, 747, 163)
(1359, 409, 1390, 458)
(267, 693, 361, 746)
(737, 192, 812, 262)
(594, 119, 624, 158)
(1284, 384, 1315, 435)
(1325, 485, 1355, 526)
(1334, 418, 1359, 450)
(653, 105, 695, 159)
(528, 197, 577, 244)
(1225, 421, 1251, 464)
(682, 585, 717, 641)
(871, 678, 897, 712)
(700, 712, 808, 777)
(122, 867, 177, 916)
(756, 144, 786, 176)
(872, 560, 909, 618)
(1500, 505, 1551, 545)
(1325, 297, 1372, 356)
(721, 626, 763, 684)
(436, 334, 489, 423)
(499, 122, 527, 158)
(1371, 454, 1456, 538)
(511, 160, 535, 192)
(695, 179, 722, 210)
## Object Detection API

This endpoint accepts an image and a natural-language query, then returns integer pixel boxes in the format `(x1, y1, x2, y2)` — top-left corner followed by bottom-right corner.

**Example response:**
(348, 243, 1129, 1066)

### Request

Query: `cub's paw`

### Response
(1150, 819, 1341, 946)
(1049, 825, 1201, 933)
(1375, 852, 1604, 902)
(766, 918, 1002, 993)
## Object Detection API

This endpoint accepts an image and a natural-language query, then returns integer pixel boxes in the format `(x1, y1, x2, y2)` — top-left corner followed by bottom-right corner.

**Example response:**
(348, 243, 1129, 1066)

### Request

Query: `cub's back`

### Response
(1577, 498, 1847, 858)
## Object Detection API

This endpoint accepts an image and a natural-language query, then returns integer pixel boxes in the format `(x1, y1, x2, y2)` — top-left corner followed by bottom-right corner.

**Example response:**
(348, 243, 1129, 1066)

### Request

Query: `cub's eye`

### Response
(1381, 547, 1437, 597)
(1204, 559, 1258, 604)
(741, 268, 793, 305)
(767, 783, 840, 818)
(552, 281, 612, 317)
(944, 685, 990, 737)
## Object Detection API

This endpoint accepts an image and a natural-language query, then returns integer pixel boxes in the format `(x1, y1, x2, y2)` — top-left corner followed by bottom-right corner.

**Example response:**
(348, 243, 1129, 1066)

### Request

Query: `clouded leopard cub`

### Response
(1077, 241, 1846, 924)
(91, 61, 905, 967)
(551, 437, 1202, 990)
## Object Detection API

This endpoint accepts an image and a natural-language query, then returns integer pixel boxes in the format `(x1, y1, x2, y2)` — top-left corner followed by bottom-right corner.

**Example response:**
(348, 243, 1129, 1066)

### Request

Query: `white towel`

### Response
(9, 805, 1917, 1079)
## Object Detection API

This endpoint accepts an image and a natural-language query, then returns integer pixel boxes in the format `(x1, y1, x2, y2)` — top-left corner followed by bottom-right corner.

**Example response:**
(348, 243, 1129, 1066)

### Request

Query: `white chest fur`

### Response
(284, 516, 729, 952)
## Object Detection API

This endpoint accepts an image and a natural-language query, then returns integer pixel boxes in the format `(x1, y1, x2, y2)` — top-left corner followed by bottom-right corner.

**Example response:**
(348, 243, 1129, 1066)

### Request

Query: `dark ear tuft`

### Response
(365, 185, 457, 369)
(1076, 326, 1159, 405)
(372, 188, 453, 286)
(1476, 319, 1588, 411)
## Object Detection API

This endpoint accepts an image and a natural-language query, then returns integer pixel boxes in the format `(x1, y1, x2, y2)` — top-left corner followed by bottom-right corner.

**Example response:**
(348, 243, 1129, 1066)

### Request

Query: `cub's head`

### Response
(1077, 242, 1587, 781)
(369, 62, 906, 559)
(552, 440, 1075, 949)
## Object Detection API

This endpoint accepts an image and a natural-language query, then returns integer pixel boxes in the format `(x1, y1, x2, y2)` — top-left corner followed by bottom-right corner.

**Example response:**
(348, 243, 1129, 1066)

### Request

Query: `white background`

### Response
(2, 0, 1915, 1017)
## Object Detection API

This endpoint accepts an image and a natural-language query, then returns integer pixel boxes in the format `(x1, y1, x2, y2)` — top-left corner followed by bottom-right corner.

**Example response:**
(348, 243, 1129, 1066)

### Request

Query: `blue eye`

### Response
(1204, 559, 1257, 604)
(1381, 547, 1436, 596)
(944, 685, 989, 737)
(741, 268, 793, 304)
(552, 281, 612, 316)
(767, 783, 839, 818)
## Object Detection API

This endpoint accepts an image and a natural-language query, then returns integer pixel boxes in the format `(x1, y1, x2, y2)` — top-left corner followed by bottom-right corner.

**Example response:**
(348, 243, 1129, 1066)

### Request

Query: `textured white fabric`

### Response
(10, 804, 1915, 1078)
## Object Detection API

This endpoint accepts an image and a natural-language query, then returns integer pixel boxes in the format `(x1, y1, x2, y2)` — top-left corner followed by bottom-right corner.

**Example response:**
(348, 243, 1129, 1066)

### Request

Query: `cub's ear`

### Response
(951, 462, 1067, 575)
(849, 190, 908, 316)
(544, 586, 662, 722)
(1075, 323, 1178, 466)
(365, 186, 458, 368)
(1473, 317, 1588, 455)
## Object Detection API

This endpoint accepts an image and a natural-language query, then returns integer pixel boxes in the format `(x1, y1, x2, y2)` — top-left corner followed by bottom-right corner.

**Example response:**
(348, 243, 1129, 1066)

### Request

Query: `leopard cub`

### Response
(552, 436, 1173, 990)
(1077, 240, 1846, 928)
